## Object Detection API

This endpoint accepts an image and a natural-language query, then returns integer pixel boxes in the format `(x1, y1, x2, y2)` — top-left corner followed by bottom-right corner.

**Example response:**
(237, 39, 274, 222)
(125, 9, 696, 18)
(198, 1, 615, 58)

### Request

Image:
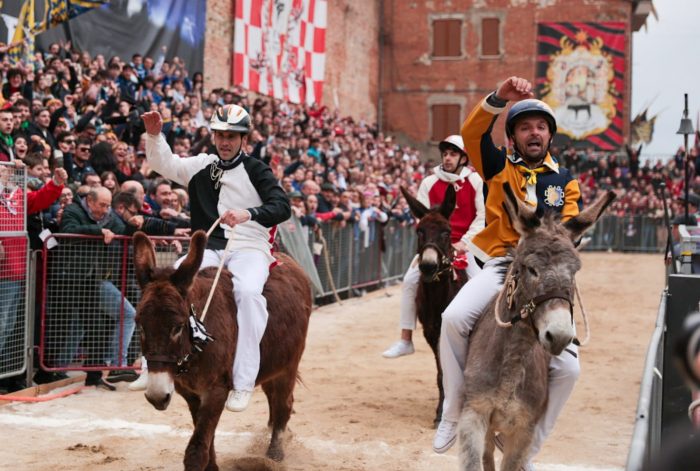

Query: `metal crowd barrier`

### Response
(626, 291, 667, 470)
(2, 212, 681, 380)
(282, 219, 417, 298)
(0, 163, 29, 382)
(584, 215, 667, 253)
(38, 234, 187, 373)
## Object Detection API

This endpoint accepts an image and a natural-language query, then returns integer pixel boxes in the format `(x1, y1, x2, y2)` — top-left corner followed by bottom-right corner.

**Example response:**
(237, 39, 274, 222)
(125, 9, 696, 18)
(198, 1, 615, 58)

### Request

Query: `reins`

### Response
(201, 217, 230, 322)
(420, 242, 454, 281)
(493, 264, 591, 347)
(144, 218, 232, 374)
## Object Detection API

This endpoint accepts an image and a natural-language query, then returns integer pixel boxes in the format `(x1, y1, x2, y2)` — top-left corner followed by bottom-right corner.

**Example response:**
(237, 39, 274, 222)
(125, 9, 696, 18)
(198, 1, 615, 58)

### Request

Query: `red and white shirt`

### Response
(416, 165, 485, 246)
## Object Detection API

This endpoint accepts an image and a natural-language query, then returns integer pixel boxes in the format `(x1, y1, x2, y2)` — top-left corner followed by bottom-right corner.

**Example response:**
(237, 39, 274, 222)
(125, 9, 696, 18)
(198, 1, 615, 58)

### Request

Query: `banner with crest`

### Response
(536, 22, 626, 151)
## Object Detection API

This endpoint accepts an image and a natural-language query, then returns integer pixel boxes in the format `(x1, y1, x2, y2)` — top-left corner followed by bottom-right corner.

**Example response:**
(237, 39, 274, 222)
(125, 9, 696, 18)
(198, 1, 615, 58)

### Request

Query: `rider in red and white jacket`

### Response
(382, 135, 485, 358)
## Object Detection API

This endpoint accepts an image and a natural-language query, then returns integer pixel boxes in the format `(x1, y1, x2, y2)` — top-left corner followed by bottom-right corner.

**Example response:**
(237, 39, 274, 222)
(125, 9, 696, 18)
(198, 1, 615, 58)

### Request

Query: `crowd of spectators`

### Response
(557, 144, 700, 222)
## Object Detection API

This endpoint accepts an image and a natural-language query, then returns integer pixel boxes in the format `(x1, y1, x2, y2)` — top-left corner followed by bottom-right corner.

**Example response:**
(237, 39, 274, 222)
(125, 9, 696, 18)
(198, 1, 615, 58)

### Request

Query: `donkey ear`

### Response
(133, 231, 156, 289)
(563, 190, 616, 241)
(501, 182, 540, 236)
(170, 230, 207, 297)
(439, 184, 456, 220)
(400, 186, 429, 219)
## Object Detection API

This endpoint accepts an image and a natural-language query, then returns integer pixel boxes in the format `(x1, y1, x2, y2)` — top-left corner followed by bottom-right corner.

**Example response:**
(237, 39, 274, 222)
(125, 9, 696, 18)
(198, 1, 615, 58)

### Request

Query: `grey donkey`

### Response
(457, 183, 616, 471)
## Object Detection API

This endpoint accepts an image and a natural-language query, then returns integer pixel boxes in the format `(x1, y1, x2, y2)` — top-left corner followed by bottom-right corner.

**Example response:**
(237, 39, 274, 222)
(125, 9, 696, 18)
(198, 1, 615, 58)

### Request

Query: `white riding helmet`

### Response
(210, 104, 251, 134)
(439, 135, 466, 156)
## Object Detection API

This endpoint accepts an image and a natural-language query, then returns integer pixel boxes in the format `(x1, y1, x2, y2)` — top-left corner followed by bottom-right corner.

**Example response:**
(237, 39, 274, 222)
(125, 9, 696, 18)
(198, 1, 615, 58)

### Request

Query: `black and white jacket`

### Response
(145, 133, 290, 259)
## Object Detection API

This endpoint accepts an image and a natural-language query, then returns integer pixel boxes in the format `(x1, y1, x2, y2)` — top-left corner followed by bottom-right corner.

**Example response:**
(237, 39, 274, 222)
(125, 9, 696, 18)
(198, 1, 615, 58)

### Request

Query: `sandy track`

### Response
(0, 252, 664, 470)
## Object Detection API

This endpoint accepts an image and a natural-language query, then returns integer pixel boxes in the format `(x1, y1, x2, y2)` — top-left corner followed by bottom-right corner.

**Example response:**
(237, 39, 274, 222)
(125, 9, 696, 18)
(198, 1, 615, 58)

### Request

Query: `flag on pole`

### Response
(233, 0, 327, 105)
(7, 0, 107, 65)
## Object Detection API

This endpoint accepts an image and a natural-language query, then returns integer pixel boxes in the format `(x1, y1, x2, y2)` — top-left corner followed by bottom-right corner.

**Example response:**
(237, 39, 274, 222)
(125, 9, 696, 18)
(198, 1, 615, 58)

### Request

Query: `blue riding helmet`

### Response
(505, 99, 557, 138)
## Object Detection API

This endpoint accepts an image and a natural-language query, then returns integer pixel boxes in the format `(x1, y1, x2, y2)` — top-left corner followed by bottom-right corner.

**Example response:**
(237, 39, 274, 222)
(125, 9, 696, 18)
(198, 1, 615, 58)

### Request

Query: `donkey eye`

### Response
(440, 231, 450, 240)
(171, 324, 185, 337)
(526, 266, 538, 277)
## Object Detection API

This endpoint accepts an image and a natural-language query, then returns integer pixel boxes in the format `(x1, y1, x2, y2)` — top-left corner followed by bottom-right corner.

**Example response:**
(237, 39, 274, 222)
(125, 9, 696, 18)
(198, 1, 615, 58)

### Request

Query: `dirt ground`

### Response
(0, 252, 664, 471)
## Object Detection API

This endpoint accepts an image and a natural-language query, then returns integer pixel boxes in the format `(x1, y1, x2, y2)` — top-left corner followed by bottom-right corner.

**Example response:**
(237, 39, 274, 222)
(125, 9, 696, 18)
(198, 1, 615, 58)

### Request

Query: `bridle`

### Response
(418, 241, 453, 282)
(493, 266, 586, 345)
(143, 304, 214, 376)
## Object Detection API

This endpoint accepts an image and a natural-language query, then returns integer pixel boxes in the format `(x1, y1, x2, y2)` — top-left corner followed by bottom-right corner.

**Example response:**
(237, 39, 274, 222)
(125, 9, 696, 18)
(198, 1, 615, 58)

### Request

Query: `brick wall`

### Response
(324, 0, 380, 122)
(380, 0, 633, 149)
(203, 0, 234, 92)
(201, 1, 634, 151)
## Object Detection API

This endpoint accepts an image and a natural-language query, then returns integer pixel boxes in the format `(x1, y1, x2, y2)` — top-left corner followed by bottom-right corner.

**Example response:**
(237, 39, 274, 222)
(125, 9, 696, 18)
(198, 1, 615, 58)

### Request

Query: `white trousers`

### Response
(439, 257, 580, 460)
(399, 252, 480, 331)
(176, 248, 270, 392)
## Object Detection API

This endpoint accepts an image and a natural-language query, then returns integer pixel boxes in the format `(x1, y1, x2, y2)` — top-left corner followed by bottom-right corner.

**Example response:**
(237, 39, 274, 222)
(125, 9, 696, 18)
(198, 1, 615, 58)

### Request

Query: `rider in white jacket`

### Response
(383, 135, 485, 358)
(140, 105, 290, 412)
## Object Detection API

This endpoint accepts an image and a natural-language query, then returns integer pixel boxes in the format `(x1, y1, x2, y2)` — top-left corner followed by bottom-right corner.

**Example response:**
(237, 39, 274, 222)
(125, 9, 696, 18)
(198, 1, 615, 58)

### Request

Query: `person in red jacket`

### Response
(0, 162, 66, 388)
(382, 135, 485, 358)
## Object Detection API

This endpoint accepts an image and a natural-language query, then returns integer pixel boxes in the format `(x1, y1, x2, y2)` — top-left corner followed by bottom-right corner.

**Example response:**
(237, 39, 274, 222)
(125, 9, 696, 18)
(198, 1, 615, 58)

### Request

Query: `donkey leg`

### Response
(457, 407, 488, 471)
(499, 430, 534, 471)
(425, 334, 443, 428)
(182, 387, 228, 471)
(482, 426, 496, 471)
(261, 371, 296, 462)
(434, 354, 445, 428)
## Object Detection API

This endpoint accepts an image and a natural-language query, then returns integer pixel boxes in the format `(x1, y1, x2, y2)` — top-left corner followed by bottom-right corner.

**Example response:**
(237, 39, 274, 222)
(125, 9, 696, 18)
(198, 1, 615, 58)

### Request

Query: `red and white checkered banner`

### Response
(233, 0, 327, 105)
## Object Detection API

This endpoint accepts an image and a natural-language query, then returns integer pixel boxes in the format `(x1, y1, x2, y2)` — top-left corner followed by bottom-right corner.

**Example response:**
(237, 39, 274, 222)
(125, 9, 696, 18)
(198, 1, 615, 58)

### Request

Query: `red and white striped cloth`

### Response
(233, 0, 327, 105)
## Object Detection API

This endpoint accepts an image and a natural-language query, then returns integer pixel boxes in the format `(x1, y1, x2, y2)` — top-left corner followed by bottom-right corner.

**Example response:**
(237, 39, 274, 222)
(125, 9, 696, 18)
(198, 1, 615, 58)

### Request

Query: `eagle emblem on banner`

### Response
(541, 30, 617, 141)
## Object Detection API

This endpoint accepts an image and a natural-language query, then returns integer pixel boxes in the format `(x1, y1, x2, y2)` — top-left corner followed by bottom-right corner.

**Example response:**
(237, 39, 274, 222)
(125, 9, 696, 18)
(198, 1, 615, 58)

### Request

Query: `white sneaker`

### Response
(128, 371, 148, 391)
(382, 340, 415, 358)
(433, 419, 458, 453)
(226, 389, 253, 412)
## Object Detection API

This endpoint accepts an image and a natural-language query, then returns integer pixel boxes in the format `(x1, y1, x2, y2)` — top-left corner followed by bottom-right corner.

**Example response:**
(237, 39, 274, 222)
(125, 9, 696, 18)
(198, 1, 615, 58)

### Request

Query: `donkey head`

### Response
(501, 183, 615, 355)
(401, 185, 456, 283)
(133, 230, 207, 410)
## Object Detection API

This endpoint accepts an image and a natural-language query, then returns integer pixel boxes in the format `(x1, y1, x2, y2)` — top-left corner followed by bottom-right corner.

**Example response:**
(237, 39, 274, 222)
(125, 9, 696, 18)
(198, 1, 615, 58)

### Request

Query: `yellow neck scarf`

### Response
(517, 165, 548, 186)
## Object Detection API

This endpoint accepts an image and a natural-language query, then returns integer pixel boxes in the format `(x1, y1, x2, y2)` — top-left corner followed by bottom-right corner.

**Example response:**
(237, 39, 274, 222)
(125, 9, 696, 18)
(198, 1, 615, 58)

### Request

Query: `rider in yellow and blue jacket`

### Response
(433, 77, 582, 470)
(463, 91, 582, 263)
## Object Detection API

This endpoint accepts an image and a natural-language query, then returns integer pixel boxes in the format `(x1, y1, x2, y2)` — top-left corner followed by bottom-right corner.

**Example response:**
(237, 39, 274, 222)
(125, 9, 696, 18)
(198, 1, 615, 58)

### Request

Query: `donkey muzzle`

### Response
(144, 371, 175, 411)
(536, 304, 575, 356)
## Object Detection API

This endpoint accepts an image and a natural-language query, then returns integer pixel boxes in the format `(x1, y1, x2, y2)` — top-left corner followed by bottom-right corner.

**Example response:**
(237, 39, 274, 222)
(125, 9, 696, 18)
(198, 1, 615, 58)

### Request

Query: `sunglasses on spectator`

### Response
(77, 146, 91, 152)
(63, 139, 76, 144)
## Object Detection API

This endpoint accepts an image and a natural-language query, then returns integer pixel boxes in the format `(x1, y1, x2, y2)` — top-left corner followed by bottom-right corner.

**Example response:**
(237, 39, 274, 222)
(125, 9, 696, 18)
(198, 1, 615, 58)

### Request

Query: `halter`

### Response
(419, 242, 453, 282)
(494, 268, 576, 341)
(144, 304, 214, 376)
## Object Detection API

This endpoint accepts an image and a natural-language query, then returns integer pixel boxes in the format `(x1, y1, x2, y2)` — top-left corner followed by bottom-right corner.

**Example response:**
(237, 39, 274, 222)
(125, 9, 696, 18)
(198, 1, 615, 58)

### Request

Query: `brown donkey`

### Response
(401, 185, 466, 427)
(133, 230, 311, 470)
(458, 185, 615, 471)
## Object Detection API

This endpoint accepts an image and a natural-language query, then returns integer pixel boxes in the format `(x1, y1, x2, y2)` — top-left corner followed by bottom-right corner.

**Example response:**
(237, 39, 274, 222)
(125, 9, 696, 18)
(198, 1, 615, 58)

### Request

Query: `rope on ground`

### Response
(0, 385, 85, 403)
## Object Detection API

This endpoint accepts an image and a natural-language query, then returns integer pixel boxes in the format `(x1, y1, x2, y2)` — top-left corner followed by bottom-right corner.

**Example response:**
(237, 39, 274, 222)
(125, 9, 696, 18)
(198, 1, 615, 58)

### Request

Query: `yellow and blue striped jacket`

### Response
(462, 95, 582, 262)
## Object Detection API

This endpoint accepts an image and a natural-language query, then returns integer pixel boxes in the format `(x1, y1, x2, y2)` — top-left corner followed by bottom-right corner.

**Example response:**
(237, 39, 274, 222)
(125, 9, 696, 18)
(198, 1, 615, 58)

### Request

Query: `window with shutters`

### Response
(432, 19, 462, 58)
(431, 104, 461, 142)
(481, 17, 501, 57)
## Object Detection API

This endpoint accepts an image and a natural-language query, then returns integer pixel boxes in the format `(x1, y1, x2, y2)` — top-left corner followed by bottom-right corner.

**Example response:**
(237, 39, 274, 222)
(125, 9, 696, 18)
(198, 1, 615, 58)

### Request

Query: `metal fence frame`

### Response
(626, 291, 667, 471)
(0, 213, 683, 381)
(0, 163, 29, 382)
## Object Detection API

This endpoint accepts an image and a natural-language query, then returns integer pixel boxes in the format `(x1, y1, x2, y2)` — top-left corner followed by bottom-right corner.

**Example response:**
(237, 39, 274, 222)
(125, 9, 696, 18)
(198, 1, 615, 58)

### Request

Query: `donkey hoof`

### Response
(266, 446, 284, 462)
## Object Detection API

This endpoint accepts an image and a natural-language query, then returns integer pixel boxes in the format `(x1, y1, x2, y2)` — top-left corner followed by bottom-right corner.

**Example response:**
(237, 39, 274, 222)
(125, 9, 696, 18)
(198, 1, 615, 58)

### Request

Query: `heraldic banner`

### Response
(536, 22, 626, 151)
(233, 0, 327, 106)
